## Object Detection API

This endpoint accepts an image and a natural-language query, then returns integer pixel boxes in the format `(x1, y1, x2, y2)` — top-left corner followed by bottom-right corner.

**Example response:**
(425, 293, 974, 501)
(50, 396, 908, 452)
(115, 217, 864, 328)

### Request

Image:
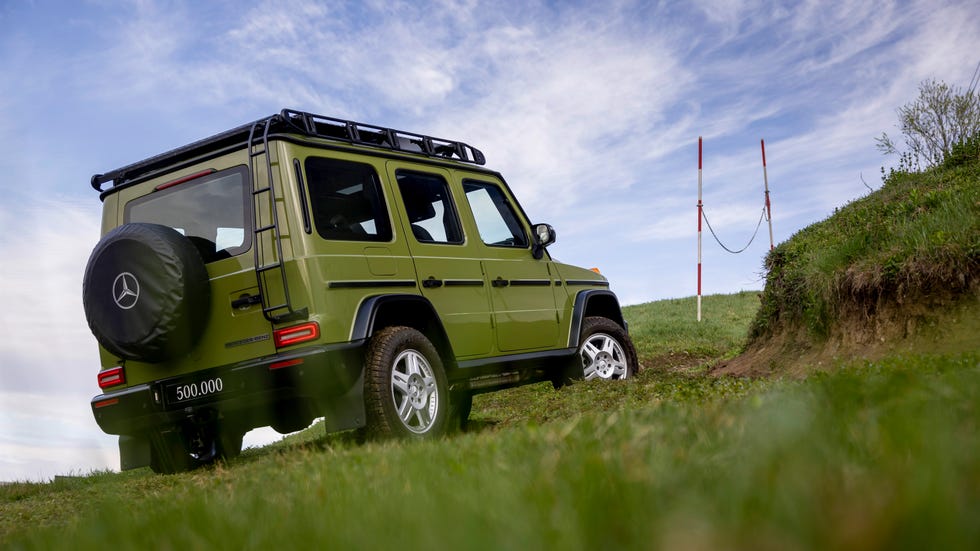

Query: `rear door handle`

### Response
(492, 277, 509, 288)
(422, 277, 444, 288)
(231, 293, 262, 309)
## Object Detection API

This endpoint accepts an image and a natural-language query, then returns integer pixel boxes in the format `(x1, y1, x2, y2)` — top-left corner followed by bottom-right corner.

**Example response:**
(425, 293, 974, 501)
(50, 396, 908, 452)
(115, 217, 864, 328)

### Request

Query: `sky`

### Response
(1, 0, 978, 482)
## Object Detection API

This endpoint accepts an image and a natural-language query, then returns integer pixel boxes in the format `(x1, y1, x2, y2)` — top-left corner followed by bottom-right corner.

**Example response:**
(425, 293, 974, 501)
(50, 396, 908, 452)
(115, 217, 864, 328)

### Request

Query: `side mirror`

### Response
(531, 223, 556, 260)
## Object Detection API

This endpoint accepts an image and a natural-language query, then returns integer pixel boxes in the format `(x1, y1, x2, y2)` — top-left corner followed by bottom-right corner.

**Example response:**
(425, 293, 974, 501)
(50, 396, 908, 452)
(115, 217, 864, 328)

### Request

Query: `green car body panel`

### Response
(84, 109, 636, 473)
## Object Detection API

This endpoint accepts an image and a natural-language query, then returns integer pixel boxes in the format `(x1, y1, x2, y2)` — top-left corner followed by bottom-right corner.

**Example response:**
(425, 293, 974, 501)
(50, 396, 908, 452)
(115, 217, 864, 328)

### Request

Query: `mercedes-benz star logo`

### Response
(112, 272, 140, 310)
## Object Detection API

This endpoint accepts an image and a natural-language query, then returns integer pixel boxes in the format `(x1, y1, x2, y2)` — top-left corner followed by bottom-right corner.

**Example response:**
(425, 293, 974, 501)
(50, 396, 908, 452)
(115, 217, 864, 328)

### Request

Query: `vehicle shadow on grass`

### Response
(234, 416, 502, 467)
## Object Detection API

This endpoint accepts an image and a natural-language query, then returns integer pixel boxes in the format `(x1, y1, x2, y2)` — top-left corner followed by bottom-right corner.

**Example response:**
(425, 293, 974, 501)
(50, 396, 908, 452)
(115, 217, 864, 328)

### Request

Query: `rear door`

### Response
(385, 162, 493, 359)
(122, 165, 276, 369)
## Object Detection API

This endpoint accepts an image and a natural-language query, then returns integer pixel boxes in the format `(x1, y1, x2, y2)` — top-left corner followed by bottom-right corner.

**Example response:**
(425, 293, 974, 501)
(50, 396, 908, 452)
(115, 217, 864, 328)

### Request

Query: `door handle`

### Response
(422, 277, 444, 288)
(492, 277, 509, 288)
(232, 293, 262, 309)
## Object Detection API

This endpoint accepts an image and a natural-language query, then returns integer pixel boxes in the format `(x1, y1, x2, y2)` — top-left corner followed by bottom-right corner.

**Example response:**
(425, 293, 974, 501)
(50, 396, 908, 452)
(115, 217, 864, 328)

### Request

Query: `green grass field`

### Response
(3, 292, 978, 550)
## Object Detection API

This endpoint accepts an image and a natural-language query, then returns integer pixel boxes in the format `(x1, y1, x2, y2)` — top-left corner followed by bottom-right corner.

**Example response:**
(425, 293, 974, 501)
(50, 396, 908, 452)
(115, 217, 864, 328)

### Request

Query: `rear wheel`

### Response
(364, 326, 450, 439)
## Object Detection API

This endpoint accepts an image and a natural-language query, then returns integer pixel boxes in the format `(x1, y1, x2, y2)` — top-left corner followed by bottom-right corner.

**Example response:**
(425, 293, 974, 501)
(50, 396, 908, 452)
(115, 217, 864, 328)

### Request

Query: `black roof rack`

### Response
(91, 108, 486, 192)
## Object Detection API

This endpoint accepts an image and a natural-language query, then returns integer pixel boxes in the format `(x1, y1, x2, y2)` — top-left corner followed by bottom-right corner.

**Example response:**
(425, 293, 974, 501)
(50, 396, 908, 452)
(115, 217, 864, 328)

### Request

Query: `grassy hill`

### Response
(3, 289, 979, 549)
(716, 145, 980, 376)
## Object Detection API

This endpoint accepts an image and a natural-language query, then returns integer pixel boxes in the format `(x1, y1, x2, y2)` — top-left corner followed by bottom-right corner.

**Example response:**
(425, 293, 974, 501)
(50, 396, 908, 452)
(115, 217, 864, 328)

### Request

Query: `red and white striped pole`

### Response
(761, 139, 774, 251)
(697, 136, 703, 322)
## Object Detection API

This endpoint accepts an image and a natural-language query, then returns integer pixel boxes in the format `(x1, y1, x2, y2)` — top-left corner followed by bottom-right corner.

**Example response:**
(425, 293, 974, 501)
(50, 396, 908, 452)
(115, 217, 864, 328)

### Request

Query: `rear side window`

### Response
(125, 166, 250, 263)
(395, 170, 464, 244)
(305, 157, 392, 242)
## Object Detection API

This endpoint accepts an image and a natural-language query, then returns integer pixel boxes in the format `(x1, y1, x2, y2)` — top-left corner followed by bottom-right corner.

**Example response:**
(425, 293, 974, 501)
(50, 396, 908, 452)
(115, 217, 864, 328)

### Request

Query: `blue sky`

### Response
(1, 0, 978, 482)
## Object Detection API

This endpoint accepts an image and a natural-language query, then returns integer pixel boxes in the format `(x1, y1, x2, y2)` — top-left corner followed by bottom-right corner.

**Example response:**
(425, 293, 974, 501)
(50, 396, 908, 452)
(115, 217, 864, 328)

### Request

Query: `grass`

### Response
(624, 291, 761, 361)
(752, 153, 980, 340)
(3, 292, 978, 549)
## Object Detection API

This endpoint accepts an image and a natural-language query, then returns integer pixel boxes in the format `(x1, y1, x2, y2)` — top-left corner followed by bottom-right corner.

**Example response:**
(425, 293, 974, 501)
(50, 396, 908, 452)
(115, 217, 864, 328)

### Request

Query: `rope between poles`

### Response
(701, 205, 768, 254)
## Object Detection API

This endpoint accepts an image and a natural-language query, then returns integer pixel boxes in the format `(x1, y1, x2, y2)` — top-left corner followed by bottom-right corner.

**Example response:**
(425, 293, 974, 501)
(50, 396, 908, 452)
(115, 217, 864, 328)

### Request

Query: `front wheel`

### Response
(576, 317, 638, 381)
(364, 326, 450, 439)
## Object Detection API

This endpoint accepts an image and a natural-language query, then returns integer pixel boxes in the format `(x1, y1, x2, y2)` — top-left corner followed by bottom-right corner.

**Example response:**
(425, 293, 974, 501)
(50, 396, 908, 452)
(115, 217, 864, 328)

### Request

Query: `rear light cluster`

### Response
(98, 366, 125, 389)
(273, 322, 320, 348)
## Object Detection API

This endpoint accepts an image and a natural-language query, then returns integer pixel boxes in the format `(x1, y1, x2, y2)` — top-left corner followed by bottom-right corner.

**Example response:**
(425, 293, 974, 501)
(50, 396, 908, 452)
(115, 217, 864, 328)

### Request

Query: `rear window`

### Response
(124, 166, 250, 263)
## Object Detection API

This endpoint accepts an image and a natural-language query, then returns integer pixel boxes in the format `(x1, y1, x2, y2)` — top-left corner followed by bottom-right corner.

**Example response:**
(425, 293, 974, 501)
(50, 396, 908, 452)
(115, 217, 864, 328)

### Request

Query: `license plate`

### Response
(166, 376, 225, 405)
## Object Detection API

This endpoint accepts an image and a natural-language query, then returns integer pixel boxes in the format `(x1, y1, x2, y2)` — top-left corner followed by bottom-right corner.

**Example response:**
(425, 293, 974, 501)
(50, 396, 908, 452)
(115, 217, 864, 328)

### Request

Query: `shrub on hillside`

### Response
(877, 77, 980, 170)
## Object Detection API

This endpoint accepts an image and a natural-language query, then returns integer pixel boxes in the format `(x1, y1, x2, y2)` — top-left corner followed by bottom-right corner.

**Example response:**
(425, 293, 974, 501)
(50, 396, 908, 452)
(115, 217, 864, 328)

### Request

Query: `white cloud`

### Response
(0, 391, 117, 481)
(0, 199, 110, 480)
(0, 199, 101, 391)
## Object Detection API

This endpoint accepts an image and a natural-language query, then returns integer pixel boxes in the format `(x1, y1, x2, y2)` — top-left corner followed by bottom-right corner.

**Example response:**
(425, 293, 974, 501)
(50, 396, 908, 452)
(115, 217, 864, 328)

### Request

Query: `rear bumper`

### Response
(91, 342, 366, 437)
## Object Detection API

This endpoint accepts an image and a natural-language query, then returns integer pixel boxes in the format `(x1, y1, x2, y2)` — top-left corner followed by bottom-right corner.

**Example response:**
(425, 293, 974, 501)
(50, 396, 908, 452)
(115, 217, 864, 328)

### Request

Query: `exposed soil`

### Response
(642, 351, 716, 373)
(713, 286, 980, 378)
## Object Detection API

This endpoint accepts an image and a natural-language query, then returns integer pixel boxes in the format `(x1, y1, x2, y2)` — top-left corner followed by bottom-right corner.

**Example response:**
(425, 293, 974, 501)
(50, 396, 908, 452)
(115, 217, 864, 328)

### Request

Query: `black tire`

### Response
(270, 404, 315, 434)
(82, 223, 210, 363)
(574, 316, 639, 381)
(148, 424, 242, 474)
(216, 428, 244, 461)
(148, 429, 194, 474)
(364, 326, 450, 439)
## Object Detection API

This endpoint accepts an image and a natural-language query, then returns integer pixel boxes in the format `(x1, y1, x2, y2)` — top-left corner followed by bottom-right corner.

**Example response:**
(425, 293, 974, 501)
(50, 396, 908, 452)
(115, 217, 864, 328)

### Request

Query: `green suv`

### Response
(84, 109, 638, 473)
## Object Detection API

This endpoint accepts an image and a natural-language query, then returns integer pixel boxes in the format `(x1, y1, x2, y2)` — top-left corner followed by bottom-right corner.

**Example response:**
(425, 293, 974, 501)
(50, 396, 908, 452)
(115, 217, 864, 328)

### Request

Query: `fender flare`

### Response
(350, 294, 455, 359)
(567, 290, 627, 348)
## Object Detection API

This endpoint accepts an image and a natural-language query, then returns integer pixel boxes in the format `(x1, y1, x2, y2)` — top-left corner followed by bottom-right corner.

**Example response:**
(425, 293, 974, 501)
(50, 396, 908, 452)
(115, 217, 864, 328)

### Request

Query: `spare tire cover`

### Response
(83, 223, 210, 363)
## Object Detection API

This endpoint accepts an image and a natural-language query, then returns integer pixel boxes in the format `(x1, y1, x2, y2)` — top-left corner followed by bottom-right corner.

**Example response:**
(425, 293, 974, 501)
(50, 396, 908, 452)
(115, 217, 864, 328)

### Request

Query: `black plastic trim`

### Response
(508, 279, 552, 287)
(90, 341, 366, 436)
(565, 279, 610, 287)
(443, 279, 484, 287)
(456, 347, 576, 370)
(328, 280, 417, 289)
(567, 289, 623, 348)
(350, 294, 435, 341)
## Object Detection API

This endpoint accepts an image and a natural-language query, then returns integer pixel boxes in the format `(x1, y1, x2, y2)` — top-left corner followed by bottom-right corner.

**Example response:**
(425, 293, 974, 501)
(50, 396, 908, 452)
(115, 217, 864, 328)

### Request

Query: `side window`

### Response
(125, 166, 250, 263)
(462, 180, 529, 248)
(395, 170, 464, 244)
(305, 157, 392, 242)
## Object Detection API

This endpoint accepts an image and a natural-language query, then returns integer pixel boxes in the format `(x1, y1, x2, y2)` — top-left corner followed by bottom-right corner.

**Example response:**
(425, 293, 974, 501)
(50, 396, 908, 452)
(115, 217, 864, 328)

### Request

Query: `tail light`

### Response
(98, 366, 126, 389)
(273, 322, 320, 348)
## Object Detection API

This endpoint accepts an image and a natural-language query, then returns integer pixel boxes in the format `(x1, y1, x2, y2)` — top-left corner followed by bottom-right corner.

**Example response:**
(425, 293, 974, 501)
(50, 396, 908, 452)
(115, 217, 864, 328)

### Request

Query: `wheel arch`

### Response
(567, 290, 627, 348)
(352, 294, 456, 367)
